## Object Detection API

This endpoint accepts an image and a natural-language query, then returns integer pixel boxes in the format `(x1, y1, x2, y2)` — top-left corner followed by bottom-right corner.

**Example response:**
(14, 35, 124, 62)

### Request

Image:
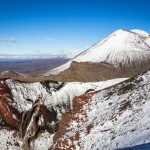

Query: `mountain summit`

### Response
(44, 29, 150, 82)
(74, 29, 150, 66)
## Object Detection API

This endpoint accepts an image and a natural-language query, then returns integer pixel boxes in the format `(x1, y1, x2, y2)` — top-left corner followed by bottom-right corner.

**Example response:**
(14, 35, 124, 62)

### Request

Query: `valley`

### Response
(0, 58, 69, 76)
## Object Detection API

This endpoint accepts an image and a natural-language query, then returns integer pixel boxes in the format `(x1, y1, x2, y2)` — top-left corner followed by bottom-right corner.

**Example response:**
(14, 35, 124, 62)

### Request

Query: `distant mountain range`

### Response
(0, 51, 80, 61)
(0, 58, 69, 76)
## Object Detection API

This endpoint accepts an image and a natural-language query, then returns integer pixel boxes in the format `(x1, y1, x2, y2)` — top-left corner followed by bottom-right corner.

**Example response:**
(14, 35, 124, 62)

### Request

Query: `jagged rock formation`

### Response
(0, 82, 22, 130)
(44, 29, 150, 82)
(52, 70, 150, 150)
(19, 96, 58, 150)
(0, 78, 125, 149)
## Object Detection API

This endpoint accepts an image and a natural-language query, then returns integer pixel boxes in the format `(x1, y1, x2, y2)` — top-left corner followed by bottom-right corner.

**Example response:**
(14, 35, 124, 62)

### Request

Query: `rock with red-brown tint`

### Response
(0, 81, 22, 130)
(52, 92, 95, 150)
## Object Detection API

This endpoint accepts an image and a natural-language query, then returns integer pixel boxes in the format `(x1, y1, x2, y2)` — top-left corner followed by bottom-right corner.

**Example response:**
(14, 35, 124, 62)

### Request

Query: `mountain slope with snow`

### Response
(74, 29, 150, 65)
(0, 78, 126, 150)
(44, 29, 150, 80)
(52, 70, 150, 150)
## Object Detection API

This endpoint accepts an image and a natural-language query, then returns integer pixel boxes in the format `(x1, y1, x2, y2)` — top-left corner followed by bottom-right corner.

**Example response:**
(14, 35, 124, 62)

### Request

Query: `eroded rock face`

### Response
(19, 96, 58, 150)
(51, 92, 94, 150)
(1, 71, 150, 150)
(0, 82, 59, 150)
(0, 78, 126, 149)
(0, 80, 65, 150)
(0, 82, 22, 130)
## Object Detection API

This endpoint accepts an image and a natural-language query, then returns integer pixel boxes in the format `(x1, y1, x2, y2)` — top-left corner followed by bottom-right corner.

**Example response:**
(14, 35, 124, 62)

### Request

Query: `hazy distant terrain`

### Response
(0, 58, 69, 75)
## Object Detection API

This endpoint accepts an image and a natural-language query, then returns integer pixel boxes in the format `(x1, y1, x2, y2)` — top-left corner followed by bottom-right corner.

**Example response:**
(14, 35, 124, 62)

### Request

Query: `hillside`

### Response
(52, 70, 150, 150)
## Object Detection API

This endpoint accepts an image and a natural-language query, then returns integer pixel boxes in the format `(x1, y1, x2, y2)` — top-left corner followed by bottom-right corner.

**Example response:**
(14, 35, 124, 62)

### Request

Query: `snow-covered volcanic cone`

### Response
(44, 29, 150, 82)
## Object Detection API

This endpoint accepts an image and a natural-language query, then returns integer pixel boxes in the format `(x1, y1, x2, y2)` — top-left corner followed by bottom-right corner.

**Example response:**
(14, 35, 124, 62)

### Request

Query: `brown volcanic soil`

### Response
(1, 61, 150, 82)
(0, 70, 56, 82)
(47, 61, 150, 82)
(51, 92, 94, 150)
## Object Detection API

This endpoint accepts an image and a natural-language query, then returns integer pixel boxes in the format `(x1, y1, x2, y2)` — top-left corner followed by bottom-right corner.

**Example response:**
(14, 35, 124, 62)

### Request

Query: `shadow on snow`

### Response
(116, 143, 150, 150)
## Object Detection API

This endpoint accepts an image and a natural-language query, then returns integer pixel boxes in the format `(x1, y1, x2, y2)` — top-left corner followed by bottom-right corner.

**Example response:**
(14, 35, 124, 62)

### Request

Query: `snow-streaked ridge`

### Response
(5, 78, 127, 112)
(80, 71, 150, 150)
(55, 70, 150, 150)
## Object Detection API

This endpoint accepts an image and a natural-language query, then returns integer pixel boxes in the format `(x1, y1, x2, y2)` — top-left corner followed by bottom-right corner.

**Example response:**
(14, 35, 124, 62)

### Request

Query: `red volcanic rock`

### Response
(52, 92, 95, 150)
(0, 81, 22, 130)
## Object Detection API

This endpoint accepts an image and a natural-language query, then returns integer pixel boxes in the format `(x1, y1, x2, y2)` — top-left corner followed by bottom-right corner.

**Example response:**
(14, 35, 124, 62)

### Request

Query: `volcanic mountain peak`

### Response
(74, 29, 150, 64)
(45, 29, 150, 76)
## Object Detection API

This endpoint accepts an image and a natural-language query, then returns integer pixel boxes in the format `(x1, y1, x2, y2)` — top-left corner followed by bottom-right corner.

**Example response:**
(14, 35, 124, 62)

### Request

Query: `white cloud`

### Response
(0, 37, 16, 43)
(46, 37, 55, 41)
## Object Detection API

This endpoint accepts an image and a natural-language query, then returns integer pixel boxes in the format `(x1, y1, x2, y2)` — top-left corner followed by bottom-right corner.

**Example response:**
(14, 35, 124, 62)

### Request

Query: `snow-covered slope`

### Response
(131, 29, 150, 38)
(5, 78, 126, 112)
(0, 78, 126, 150)
(44, 29, 150, 76)
(53, 70, 150, 150)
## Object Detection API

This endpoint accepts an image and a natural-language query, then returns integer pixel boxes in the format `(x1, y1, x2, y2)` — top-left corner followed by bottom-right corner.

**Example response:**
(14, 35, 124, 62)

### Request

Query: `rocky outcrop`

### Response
(19, 96, 58, 150)
(1, 78, 125, 149)
(1, 70, 150, 149)
(0, 82, 59, 149)
(0, 82, 22, 130)
(0, 80, 61, 150)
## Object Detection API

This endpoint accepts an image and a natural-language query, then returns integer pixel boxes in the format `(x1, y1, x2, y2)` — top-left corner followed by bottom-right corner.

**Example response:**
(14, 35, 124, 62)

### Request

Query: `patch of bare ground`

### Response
(51, 92, 96, 150)
(45, 61, 150, 82)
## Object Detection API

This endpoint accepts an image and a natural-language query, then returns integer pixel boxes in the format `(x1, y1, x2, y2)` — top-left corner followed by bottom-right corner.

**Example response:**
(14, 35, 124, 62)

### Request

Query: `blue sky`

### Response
(0, 0, 150, 55)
